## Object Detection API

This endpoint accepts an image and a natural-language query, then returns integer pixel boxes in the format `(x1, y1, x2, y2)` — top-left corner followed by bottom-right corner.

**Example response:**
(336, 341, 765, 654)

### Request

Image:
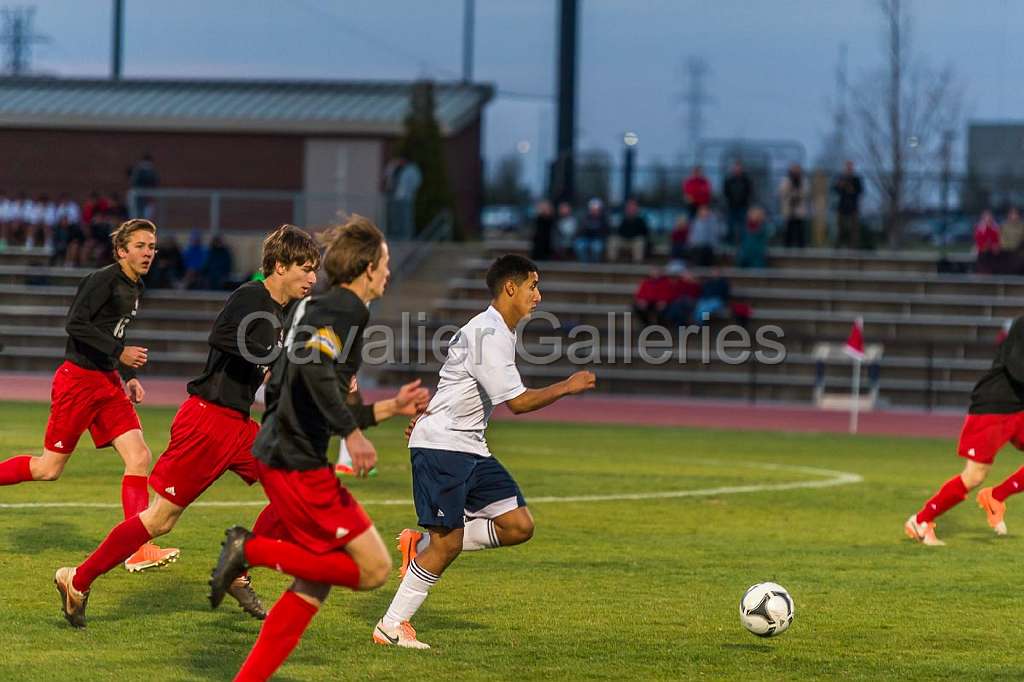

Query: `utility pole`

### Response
(683, 56, 711, 163)
(0, 7, 49, 76)
(461, 0, 474, 83)
(939, 129, 954, 259)
(551, 0, 578, 202)
(112, 0, 124, 80)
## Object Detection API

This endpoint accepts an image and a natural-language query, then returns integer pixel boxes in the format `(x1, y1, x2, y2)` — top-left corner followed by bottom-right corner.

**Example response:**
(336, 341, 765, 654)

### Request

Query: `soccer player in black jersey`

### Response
(0, 219, 177, 562)
(207, 216, 429, 682)
(54, 225, 320, 628)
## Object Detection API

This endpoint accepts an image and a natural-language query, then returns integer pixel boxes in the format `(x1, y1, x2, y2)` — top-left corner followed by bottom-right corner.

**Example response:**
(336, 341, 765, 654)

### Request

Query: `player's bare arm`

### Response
(505, 370, 596, 415)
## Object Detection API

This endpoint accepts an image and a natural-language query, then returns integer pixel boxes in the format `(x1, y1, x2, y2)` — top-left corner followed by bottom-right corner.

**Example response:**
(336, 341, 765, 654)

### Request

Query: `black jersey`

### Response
(969, 317, 1024, 414)
(187, 280, 284, 416)
(253, 286, 377, 471)
(64, 262, 143, 380)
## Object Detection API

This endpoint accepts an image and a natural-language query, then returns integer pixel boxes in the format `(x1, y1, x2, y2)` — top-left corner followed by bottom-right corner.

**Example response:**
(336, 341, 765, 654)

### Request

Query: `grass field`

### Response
(0, 400, 1019, 681)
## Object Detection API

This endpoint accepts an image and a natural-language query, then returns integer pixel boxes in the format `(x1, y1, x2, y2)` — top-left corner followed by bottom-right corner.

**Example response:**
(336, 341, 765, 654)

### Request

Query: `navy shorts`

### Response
(410, 448, 526, 529)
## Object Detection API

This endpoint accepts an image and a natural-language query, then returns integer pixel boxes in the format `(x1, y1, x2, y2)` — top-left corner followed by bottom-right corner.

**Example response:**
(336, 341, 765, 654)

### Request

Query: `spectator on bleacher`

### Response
(22, 193, 45, 248)
(737, 206, 769, 269)
(129, 152, 159, 219)
(974, 210, 1002, 275)
(147, 235, 184, 289)
(609, 198, 649, 263)
(687, 205, 724, 267)
(634, 262, 696, 327)
(0, 189, 12, 249)
(663, 260, 703, 328)
(555, 201, 577, 259)
(1001, 207, 1024, 252)
(574, 198, 609, 263)
(779, 163, 809, 248)
(530, 199, 555, 261)
(833, 160, 864, 249)
(182, 228, 209, 289)
(38, 194, 58, 250)
(670, 215, 690, 261)
(694, 267, 732, 325)
(723, 160, 754, 245)
(203, 235, 234, 290)
(81, 191, 105, 225)
(682, 166, 712, 219)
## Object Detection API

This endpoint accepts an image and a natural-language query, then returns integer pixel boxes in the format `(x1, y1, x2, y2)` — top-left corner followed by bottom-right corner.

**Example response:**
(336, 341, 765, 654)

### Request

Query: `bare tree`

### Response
(848, 0, 964, 247)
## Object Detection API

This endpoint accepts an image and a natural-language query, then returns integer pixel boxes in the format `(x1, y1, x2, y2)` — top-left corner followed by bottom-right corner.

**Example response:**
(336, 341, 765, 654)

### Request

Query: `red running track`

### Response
(0, 371, 962, 439)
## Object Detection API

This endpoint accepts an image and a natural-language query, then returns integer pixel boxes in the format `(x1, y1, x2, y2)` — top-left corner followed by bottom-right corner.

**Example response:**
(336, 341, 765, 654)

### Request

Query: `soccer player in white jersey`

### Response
(373, 254, 596, 649)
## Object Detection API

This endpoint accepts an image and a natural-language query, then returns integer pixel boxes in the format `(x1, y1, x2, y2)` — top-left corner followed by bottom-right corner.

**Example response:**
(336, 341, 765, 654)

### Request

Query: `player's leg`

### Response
(401, 454, 530, 564)
(109, 429, 151, 515)
(377, 449, 477, 648)
(234, 579, 329, 682)
(0, 447, 72, 484)
(975, 415, 1024, 535)
(907, 414, 1000, 546)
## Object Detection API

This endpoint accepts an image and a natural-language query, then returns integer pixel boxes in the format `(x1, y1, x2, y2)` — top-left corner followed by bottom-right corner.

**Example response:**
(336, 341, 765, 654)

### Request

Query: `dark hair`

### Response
(110, 218, 157, 257)
(485, 254, 538, 297)
(320, 215, 385, 286)
(261, 224, 321, 277)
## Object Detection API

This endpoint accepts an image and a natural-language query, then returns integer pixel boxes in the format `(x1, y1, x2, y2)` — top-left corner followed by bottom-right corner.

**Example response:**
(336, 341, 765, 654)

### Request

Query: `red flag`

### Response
(844, 317, 865, 360)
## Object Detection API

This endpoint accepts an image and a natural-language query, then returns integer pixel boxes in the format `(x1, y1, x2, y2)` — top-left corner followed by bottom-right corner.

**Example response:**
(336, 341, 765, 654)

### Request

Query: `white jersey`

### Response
(409, 305, 526, 457)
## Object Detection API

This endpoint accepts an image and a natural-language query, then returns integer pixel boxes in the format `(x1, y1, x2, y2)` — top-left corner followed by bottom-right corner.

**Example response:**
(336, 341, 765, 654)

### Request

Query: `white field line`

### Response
(0, 460, 862, 510)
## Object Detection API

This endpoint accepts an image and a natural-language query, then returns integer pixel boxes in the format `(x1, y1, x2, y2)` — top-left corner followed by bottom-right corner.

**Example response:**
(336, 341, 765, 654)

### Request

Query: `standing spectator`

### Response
(669, 216, 690, 261)
(1002, 207, 1024, 275)
(737, 206, 769, 269)
(682, 166, 712, 219)
(0, 189, 13, 249)
(555, 201, 577, 259)
(974, 210, 1002, 275)
(574, 198, 609, 263)
(723, 160, 753, 245)
(384, 156, 422, 239)
(203, 235, 234, 290)
(23, 194, 44, 247)
(687, 205, 724, 267)
(609, 198, 649, 263)
(530, 200, 555, 261)
(779, 163, 809, 248)
(182, 228, 209, 289)
(833, 160, 864, 249)
(129, 153, 159, 218)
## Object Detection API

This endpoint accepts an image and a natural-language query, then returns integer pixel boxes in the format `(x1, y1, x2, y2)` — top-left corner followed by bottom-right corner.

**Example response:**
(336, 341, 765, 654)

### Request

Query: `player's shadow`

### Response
(7, 520, 96, 553)
(721, 642, 773, 653)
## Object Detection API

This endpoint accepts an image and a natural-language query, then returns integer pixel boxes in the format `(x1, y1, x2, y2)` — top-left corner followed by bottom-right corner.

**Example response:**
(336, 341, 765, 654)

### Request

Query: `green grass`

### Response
(0, 399, 1018, 680)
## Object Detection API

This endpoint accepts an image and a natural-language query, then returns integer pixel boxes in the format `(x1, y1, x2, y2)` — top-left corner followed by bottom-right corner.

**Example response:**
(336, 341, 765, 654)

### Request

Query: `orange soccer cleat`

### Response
(977, 487, 1008, 536)
(124, 542, 181, 573)
(396, 528, 424, 579)
(904, 514, 945, 546)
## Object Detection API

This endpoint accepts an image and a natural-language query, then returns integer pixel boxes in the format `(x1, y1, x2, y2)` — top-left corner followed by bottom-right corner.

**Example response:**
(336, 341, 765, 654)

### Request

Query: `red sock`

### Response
(917, 475, 968, 523)
(245, 536, 360, 589)
(121, 475, 149, 519)
(0, 455, 32, 485)
(234, 590, 318, 682)
(73, 515, 152, 593)
(992, 466, 1024, 502)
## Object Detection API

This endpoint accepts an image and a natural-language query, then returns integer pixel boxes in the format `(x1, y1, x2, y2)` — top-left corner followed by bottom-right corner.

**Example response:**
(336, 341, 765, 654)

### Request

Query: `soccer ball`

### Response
(739, 582, 794, 637)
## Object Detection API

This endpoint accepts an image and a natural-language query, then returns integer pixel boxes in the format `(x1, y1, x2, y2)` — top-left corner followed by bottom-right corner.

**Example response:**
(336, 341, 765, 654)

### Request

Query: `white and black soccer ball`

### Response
(739, 582, 794, 637)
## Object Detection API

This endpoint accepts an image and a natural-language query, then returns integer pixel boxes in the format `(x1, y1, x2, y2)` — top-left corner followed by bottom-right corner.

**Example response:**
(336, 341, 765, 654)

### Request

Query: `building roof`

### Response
(0, 77, 493, 136)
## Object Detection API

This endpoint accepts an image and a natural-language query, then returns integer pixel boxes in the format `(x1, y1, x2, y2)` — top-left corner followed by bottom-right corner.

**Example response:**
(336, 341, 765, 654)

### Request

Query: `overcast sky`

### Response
(18, 0, 1024, 190)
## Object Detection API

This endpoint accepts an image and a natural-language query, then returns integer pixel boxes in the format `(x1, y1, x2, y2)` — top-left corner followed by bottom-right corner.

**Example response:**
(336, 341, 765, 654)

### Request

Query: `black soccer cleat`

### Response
(228, 574, 268, 620)
(208, 526, 251, 610)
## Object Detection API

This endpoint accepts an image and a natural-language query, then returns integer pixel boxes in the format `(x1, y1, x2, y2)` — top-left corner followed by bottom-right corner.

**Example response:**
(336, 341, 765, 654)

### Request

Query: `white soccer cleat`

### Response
(372, 619, 430, 649)
(904, 514, 945, 546)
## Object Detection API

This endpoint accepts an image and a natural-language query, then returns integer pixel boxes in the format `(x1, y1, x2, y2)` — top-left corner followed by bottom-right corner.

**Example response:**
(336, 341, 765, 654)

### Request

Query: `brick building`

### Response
(0, 77, 492, 235)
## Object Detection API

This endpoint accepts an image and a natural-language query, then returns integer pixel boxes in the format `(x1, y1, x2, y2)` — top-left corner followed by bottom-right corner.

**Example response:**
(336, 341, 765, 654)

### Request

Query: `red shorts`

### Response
(44, 361, 142, 454)
(957, 412, 1024, 464)
(255, 460, 372, 554)
(149, 395, 260, 507)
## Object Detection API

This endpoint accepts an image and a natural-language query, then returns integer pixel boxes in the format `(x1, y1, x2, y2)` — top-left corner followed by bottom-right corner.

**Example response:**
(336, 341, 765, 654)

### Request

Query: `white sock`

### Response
(413, 519, 500, 555)
(383, 559, 439, 628)
(462, 518, 500, 551)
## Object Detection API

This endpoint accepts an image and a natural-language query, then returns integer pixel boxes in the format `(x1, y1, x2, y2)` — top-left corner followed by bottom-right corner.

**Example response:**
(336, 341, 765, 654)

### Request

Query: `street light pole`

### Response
(622, 132, 638, 203)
